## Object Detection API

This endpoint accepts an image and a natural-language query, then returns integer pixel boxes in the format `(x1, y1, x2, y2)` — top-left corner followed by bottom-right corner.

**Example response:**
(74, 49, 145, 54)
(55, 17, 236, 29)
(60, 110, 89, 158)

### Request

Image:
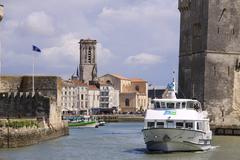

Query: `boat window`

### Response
(176, 122, 184, 128)
(187, 101, 194, 109)
(155, 102, 161, 109)
(166, 121, 174, 128)
(182, 102, 186, 108)
(161, 102, 166, 108)
(167, 103, 175, 109)
(156, 122, 164, 128)
(197, 122, 203, 130)
(194, 102, 201, 111)
(147, 122, 155, 128)
(185, 122, 193, 129)
(176, 102, 181, 109)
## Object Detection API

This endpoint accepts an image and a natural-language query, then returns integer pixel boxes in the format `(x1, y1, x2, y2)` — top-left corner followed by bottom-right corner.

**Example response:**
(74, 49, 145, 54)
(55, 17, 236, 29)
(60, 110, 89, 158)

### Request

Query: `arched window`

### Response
(125, 98, 130, 106)
(135, 86, 139, 92)
(106, 80, 112, 85)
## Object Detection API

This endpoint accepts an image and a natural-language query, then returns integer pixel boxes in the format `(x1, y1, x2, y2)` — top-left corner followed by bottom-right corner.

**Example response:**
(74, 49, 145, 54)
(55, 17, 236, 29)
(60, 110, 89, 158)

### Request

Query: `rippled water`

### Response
(0, 122, 240, 160)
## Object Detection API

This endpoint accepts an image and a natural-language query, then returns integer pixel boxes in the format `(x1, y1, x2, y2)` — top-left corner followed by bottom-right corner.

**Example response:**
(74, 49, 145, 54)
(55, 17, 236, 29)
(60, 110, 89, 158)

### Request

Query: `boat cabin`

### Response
(145, 120, 210, 132)
(153, 99, 202, 111)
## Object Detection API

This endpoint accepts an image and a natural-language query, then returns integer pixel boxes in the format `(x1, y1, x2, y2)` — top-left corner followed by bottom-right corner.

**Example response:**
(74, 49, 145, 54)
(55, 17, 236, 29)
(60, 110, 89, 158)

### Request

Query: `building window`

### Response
(81, 94, 84, 100)
(135, 86, 139, 92)
(106, 80, 111, 85)
(125, 98, 130, 106)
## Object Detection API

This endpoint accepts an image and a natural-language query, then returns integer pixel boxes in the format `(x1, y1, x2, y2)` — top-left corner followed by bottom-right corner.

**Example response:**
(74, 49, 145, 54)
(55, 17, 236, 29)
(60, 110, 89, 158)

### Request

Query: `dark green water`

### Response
(0, 122, 239, 160)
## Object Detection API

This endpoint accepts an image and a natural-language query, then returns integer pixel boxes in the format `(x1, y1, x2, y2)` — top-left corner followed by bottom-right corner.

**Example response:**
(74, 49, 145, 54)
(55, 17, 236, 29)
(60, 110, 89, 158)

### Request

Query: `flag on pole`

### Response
(32, 45, 41, 52)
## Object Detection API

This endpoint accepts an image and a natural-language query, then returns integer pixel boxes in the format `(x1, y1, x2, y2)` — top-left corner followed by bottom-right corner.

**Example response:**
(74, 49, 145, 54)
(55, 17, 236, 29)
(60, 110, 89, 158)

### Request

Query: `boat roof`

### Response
(152, 98, 199, 102)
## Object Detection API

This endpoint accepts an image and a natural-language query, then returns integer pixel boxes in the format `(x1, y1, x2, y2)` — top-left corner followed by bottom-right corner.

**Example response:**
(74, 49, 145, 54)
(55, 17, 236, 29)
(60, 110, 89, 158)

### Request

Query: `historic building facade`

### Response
(61, 80, 100, 114)
(88, 85, 100, 110)
(79, 39, 97, 84)
(99, 84, 119, 110)
(99, 74, 148, 113)
(61, 80, 89, 114)
(178, 0, 240, 127)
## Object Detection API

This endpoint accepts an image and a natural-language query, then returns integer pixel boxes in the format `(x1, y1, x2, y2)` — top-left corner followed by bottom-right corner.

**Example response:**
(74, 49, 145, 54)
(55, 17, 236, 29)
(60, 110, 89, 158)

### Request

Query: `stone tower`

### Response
(178, 0, 240, 127)
(79, 39, 97, 84)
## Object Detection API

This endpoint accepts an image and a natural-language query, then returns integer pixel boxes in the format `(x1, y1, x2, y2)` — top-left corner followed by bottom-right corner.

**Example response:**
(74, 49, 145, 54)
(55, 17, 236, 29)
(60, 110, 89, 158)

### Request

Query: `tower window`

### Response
(193, 23, 201, 38)
(228, 66, 230, 76)
(214, 66, 216, 76)
(88, 51, 91, 63)
(125, 98, 130, 106)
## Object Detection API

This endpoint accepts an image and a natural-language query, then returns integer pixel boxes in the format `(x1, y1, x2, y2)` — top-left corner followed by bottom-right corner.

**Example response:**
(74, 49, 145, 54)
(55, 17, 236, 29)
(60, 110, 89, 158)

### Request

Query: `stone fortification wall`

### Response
(0, 91, 63, 129)
(0, 76, 62, 101)
(0, 76, 68, 147)
(0, 126, 69, 148)
(0, 76, 22, 92)
(0, 91, 69, 148)
(0, 92, 50, 119)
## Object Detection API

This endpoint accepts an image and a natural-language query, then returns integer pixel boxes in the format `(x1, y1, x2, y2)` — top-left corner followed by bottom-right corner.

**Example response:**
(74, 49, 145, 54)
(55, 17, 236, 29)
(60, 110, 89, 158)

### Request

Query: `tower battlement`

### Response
(178, 0, 191, 12)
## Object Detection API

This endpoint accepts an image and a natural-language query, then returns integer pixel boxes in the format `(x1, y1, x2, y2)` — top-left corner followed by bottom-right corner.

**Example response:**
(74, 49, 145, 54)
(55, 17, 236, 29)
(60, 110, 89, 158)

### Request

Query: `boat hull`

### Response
(143, 128, 211, 152)
(68, 121, 97, 128)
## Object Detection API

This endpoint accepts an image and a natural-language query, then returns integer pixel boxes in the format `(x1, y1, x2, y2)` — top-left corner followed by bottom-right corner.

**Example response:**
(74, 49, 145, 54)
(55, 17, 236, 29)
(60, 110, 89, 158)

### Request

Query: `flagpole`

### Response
(32, 45, 41, 94)
(32, 53, 35, 94)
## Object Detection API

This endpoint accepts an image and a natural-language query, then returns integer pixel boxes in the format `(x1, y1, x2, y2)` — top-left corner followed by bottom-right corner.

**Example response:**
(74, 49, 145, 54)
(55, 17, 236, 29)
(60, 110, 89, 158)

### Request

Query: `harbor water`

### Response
(0, 122, 240, 160)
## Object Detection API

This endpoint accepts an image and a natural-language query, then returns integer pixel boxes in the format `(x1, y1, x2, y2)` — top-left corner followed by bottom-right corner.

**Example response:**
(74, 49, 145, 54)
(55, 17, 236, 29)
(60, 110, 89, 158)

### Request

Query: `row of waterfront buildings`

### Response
(60, 39, 149, 115)
(61, 74, 148, 114)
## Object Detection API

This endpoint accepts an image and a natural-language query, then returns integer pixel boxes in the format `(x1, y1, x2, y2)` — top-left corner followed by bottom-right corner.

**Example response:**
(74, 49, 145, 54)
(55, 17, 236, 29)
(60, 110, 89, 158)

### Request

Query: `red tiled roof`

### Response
(88, 85, 99, 90)
(109, 74, 129, 80)
(130, 78, 147, 83)
(71, 80, 88, 87)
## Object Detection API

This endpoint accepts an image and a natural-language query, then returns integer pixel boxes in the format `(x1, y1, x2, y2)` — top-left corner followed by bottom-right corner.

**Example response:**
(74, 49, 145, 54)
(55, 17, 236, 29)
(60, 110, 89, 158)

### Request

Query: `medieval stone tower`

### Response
(79, 39, 97, 84)
(178, 0, 240, 127)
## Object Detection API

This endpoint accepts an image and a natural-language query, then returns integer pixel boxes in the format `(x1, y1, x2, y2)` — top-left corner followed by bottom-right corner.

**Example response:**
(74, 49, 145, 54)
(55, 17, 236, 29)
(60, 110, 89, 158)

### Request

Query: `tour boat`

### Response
(65, 115, 98, 128)
(142, 81, 212, 152)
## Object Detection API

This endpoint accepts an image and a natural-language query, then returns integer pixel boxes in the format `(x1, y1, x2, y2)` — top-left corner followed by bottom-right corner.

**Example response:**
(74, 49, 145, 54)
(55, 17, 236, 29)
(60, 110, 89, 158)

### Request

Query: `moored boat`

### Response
(142, 80, 212, 152)
(66, 115, 98, 128)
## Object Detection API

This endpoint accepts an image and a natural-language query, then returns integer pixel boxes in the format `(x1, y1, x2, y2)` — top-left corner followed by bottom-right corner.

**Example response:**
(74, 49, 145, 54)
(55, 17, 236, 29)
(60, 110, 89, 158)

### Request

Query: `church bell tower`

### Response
(79, 39, 97, 84)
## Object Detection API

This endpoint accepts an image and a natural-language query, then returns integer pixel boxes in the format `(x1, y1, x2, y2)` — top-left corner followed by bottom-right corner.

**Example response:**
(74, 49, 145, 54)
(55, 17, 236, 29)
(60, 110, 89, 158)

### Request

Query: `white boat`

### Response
(142, 81, 212, 152)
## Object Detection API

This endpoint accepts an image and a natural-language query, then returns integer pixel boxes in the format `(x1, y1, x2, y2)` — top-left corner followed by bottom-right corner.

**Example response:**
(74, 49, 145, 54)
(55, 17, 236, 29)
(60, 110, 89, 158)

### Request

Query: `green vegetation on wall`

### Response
(0, 119, 39, 128)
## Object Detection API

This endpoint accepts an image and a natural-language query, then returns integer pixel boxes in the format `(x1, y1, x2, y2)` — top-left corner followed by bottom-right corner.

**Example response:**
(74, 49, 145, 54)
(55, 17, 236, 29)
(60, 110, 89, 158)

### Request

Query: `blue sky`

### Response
(0, 0, 180, 87)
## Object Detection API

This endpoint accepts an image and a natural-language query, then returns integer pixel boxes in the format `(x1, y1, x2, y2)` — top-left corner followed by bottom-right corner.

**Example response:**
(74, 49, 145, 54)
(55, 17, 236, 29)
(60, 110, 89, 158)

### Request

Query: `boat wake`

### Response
(193, 145, 220, 154)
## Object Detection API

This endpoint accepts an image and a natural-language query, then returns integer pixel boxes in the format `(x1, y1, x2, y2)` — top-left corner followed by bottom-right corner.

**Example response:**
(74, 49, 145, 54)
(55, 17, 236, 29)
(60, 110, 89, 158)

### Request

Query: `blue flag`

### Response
(32, 45, 41, 52)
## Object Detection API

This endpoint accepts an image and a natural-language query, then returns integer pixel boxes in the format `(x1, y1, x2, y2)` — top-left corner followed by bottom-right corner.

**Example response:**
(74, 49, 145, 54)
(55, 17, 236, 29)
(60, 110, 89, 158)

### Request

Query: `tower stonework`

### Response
(79, 39, 97, 84)
(178, 0, 240, 127)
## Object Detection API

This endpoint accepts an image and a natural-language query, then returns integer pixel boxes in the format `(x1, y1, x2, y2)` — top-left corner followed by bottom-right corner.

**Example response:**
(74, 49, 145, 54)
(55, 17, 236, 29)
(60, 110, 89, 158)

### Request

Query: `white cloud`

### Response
(41, 33, 79, 70)
(24, 11, 55, 35)
(125, 53, 162, 65)
(0, 0, 179, 85)
(96, 43, 114, 65)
